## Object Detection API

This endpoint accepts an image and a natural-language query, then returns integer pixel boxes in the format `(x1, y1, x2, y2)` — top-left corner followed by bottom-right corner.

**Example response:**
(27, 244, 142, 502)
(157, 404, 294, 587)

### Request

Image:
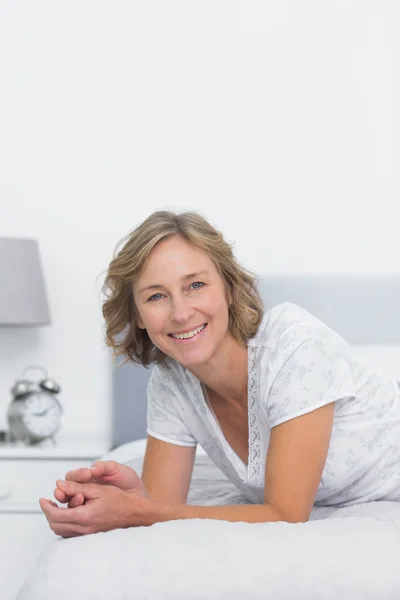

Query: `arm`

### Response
(142, 363, 198, 504)
(141, 402, 335, 524)
(141, 435, 196, 504)
(42, 404, 334, 536)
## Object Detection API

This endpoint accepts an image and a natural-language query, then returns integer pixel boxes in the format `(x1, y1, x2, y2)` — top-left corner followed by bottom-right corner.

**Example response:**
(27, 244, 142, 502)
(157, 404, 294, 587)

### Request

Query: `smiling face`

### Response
(133, 235, 233, 369)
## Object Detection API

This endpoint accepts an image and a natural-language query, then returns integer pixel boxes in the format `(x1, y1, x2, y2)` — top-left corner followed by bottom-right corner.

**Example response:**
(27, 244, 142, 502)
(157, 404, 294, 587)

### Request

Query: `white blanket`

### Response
(17, 441, 400, 600)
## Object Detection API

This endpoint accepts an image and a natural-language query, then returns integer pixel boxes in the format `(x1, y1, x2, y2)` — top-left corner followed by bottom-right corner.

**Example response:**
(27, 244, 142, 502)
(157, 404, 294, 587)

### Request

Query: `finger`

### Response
(39, 497, 60, 521)
(53, 487, 83, 507)
(40, 497, 58, 512)
(68, 492, 85, 508)
(38, 502, 89, 538)
(65, 467, 93, 483)
(56, 479, 100, 501)
(49, 522, 89, 538)
(39, 497, 86, 524)
(90, 460, 120, 478)
(54, 487, 70, 503)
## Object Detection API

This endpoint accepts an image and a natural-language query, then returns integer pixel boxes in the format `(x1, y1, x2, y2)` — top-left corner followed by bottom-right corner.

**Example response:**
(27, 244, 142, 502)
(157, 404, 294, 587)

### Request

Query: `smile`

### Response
(169, 324, 207, 340)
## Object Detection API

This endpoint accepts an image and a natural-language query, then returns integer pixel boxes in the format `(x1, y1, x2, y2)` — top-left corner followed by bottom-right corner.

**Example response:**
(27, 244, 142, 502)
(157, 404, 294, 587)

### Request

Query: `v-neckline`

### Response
(199, 368, 251, 483)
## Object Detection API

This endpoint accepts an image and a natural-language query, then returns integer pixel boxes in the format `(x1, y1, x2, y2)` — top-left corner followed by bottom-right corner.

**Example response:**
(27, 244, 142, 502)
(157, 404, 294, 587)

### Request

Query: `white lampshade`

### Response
(0, 237, 51, 326)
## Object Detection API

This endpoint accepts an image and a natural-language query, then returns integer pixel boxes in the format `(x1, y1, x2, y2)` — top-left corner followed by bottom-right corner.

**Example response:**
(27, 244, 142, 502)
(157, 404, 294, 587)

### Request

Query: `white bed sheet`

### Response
(17, 439, 400, 600)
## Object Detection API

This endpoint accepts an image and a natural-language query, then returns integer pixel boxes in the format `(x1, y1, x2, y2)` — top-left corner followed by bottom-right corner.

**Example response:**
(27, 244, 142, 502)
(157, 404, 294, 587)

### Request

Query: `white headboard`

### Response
(112, 275, 400, 447)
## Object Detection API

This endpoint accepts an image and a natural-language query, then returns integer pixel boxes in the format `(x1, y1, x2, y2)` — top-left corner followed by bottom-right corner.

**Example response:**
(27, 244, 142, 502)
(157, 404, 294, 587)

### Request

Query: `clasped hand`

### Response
(39, 460, 150, 538)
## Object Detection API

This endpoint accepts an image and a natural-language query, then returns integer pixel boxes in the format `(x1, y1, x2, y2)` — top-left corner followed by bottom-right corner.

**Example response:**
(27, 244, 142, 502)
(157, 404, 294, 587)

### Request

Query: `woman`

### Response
(40, 210, 400, 537)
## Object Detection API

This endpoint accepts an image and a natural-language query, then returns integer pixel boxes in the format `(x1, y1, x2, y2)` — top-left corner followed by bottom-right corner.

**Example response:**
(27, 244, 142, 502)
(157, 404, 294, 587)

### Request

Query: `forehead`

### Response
(139, 236, 216, 280)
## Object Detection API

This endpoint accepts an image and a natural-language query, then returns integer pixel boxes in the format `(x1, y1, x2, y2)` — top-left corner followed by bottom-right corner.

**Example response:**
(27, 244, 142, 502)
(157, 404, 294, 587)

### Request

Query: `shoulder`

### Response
(249, 302, 336, 346)
(248, 302, 352, 366)
(250, 304, 358, 424)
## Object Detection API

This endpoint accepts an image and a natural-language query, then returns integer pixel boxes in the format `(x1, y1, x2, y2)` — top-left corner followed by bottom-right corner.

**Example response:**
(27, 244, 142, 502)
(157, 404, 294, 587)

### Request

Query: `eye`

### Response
(147, 292, 164, 302)
(190, 281, 205, 290)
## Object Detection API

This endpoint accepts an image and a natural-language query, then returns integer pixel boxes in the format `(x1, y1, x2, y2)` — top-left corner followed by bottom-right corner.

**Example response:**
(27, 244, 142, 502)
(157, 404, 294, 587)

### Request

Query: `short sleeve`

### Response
(266, 331, 356, 429)
(146, 364, 197, 447)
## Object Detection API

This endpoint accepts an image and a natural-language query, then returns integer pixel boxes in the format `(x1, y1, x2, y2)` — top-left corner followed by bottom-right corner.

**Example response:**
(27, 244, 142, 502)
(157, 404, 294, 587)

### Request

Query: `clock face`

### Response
(21, 392, 62, 438)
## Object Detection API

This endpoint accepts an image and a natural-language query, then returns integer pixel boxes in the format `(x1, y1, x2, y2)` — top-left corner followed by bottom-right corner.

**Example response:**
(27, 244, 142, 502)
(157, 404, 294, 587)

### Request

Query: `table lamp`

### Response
(0, 237, 51, 442)
(0, 237, 51, 326)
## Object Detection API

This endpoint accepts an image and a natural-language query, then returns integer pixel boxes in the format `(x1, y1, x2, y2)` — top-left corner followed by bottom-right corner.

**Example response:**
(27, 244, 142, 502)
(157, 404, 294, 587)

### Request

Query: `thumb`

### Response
(56, 479, 100, 500)
(90, 460, 121, 479)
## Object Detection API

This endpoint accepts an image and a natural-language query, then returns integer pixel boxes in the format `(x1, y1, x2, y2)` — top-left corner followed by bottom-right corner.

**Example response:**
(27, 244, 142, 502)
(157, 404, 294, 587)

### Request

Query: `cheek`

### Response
(140, 306, 168, 333)
(205, 295, 230, 322)
(141, 322, 165, 350)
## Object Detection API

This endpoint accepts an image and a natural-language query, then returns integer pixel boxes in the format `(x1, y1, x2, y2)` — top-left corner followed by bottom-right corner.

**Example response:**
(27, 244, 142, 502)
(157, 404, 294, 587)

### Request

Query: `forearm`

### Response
(141, 499, 289, 525)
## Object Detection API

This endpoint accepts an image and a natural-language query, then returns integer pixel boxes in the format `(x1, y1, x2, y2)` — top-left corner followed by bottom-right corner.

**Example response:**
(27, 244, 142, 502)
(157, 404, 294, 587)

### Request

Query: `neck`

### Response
(187, 335, 248, 404)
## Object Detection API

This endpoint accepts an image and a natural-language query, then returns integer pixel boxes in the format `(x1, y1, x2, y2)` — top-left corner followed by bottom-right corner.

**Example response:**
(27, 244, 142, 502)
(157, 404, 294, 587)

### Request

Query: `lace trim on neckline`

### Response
(248, 345, 262, 485)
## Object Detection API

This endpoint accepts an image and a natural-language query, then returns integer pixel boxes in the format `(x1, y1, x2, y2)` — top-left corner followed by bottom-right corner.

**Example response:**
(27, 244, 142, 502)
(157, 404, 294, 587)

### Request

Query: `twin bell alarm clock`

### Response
(7, 366, 63, 445)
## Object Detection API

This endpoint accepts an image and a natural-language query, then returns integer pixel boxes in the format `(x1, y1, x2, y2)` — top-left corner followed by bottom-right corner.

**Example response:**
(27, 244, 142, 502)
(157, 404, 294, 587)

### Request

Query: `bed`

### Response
(17, 275, 400, 599)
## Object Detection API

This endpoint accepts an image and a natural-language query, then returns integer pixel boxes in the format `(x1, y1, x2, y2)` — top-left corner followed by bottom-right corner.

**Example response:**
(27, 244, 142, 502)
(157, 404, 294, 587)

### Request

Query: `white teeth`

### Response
(171, 324, 205, 340)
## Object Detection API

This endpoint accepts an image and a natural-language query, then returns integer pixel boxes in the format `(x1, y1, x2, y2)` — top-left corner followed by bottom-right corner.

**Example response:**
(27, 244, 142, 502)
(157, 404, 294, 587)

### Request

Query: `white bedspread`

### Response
(17, 440, 400, 600)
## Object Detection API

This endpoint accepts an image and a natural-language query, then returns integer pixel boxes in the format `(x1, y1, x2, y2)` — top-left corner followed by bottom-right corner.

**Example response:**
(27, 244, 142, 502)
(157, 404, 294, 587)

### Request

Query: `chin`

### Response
(182, 347, 220, 370)
(164, 345, 206, 367)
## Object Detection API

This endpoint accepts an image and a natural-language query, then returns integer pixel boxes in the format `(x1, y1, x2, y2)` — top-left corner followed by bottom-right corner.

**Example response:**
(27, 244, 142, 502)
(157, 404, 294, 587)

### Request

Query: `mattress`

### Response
(17, 439, 400, 600)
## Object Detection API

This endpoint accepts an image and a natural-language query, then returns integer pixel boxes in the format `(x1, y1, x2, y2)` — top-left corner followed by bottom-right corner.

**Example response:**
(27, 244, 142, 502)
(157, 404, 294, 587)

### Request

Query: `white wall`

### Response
(0, 1, 399, 442)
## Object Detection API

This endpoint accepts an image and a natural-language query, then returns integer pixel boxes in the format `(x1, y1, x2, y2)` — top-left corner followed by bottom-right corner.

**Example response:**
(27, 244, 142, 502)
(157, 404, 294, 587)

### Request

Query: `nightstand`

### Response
(0, 437, 110, 600)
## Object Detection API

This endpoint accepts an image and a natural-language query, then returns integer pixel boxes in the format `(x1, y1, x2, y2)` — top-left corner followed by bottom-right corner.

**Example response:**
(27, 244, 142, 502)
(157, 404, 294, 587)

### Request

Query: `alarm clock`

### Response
(7, 366, 63, 445)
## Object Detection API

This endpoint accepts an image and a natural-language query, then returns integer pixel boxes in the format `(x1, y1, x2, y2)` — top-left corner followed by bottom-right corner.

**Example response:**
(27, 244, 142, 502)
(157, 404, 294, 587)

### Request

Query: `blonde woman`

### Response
(40, 211, 400, 537)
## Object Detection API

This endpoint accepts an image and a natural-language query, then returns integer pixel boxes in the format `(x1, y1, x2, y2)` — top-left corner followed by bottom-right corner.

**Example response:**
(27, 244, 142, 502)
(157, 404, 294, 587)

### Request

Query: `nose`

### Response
(169, 294, 195, 324)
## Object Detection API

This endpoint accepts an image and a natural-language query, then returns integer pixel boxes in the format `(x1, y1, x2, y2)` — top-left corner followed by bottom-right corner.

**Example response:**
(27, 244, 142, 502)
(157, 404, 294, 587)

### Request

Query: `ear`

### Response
(136, 313, 145, 330)
(226, 285, 233, 306)
(133, 301, 145, 330)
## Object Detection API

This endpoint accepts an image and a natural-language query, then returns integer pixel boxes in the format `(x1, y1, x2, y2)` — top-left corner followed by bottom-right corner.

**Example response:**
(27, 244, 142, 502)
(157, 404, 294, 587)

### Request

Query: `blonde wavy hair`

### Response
(102, 210, 264, 367)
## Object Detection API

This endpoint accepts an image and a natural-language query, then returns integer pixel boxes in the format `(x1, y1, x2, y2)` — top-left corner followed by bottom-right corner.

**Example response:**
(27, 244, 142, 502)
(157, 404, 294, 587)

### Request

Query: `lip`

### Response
(168, 323, 208, 343)
(168, 323, 207, 336)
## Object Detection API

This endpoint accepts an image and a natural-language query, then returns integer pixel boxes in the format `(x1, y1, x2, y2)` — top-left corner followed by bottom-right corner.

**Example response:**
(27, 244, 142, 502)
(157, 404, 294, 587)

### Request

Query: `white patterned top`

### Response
(147, 302, 400, 507)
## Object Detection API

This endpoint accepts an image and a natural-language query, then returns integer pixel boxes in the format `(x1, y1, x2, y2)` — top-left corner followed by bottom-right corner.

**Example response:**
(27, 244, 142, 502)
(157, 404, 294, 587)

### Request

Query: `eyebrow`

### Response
(138, 271, 209, 295)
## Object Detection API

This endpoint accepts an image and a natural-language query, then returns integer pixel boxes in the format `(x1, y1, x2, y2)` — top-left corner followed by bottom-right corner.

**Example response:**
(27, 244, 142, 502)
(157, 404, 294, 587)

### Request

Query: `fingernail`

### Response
(56, 479, 65, 487)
